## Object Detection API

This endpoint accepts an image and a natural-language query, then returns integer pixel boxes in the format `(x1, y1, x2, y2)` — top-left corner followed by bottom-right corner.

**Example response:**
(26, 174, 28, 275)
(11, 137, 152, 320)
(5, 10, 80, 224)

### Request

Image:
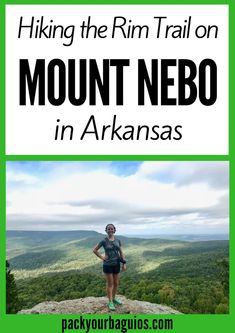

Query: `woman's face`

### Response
(106, 225, 115, 235)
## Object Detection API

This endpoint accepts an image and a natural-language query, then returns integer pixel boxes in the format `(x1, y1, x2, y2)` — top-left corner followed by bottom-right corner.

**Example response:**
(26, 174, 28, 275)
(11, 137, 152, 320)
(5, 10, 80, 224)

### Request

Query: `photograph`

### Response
(6, 161, 229, 315)
(2, 1, 233, 333)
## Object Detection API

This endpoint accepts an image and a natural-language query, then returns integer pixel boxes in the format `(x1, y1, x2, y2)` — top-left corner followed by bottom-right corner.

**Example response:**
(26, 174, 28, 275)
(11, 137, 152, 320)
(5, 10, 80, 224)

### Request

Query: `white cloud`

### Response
(6, 161, 229, 234)
(6, 171, 39, 185)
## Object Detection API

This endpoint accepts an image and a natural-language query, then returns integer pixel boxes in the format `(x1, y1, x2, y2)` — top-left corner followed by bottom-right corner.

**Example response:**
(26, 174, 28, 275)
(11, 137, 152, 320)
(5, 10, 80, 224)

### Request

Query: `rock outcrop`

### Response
(18, 295, 181, 314)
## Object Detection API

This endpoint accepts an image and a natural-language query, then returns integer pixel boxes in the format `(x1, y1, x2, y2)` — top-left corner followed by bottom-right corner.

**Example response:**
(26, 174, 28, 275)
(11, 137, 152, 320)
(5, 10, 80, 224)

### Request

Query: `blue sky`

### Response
(6, 161, 229, 235)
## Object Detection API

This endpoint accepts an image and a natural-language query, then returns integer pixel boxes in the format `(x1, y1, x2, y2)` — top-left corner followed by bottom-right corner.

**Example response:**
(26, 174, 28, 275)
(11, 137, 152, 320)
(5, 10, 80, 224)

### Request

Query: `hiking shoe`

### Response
(107, 302, 116, 311)
(113, 298, 122, 305)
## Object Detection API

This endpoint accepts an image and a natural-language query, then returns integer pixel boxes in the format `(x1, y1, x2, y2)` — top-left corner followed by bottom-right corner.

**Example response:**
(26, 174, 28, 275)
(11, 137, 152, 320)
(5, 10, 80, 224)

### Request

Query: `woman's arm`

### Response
(119, 247, 127, 271)
(119, 247, 126, 261)
(93, 243, 107, 261)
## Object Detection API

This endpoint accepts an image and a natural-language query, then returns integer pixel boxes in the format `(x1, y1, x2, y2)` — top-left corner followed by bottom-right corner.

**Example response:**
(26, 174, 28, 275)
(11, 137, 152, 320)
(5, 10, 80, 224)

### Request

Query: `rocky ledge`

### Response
(18, 295, 182, 314)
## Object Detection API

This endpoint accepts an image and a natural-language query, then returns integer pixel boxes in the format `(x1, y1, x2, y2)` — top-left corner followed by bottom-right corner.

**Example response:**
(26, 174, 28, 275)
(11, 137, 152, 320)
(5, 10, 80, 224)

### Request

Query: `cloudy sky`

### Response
(6, 161, 229, 235)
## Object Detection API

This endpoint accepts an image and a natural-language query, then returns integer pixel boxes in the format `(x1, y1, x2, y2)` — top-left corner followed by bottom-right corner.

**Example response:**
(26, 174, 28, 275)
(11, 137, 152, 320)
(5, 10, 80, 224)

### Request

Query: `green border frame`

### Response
(0, 1, 234, 333)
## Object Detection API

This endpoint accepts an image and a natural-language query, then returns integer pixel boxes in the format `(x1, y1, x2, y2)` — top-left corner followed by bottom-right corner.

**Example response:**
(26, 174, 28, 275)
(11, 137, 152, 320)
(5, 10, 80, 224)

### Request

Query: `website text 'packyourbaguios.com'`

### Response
(62, 315, 174, 333)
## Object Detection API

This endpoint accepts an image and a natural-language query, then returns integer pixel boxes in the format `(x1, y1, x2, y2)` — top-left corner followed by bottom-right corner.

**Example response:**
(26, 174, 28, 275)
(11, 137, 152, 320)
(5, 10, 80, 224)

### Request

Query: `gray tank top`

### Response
(98, 238, 121, 266)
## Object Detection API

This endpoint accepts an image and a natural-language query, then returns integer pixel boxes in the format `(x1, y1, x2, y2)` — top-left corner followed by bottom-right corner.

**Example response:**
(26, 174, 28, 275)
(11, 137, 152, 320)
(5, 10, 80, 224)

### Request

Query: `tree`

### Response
(215, 303, 229, 314)
(218, 259, 229, 295)
(158, 285, 176, 305)
(6, 260, 21, 313)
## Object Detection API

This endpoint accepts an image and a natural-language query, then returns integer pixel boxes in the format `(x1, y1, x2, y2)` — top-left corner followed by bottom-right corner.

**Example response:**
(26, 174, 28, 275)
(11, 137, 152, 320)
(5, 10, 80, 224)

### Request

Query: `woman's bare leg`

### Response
(112, 273, 120, 300)
(105, 274, 114, 302)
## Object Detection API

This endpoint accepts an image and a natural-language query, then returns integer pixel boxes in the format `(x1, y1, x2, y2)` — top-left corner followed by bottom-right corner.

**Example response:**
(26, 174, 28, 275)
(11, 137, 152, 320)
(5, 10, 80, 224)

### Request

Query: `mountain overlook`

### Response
(7, 230, 194, 278)
(7, 230, 229, 314)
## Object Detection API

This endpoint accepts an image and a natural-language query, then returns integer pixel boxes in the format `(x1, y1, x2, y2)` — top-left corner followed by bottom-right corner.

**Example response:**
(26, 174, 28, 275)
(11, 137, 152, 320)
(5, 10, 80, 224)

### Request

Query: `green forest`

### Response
(6, 231, 229, 314)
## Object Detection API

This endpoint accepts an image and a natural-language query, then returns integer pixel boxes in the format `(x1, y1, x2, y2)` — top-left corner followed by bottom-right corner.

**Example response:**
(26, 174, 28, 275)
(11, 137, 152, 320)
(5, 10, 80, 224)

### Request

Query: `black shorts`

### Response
(103, 263, 120, 274)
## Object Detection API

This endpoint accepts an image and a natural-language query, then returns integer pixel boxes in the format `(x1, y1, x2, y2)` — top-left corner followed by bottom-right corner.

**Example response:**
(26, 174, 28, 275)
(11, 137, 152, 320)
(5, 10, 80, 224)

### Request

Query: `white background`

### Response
(6, 5, 228, 155)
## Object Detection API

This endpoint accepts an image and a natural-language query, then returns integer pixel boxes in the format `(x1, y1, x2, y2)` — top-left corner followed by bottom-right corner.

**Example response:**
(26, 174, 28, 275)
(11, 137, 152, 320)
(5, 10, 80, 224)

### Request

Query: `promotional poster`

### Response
(0, 1, 234, 333)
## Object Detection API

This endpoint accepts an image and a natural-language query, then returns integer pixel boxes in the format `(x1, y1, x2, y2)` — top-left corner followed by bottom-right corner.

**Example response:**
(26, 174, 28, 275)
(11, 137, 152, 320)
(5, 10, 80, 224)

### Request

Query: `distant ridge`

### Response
(123, 234, 229, 241)
(6, 229, 102, 240)
(6, 230, 104, 250)
(7, 230, 228, 242)
(6, 230, 102, 235)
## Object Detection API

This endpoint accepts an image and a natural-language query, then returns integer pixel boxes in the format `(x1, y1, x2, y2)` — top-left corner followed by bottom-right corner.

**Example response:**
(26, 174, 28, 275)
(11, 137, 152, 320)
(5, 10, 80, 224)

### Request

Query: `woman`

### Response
(93, 224, 126, 311)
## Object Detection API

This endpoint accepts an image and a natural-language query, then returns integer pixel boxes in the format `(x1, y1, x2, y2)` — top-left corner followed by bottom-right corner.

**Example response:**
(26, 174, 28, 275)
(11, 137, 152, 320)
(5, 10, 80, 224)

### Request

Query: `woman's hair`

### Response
(105, 224, 116, 233)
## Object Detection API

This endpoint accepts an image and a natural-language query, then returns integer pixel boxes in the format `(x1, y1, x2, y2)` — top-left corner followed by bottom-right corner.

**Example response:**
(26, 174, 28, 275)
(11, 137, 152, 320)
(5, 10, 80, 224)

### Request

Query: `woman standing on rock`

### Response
(93, 224, 126, 311)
